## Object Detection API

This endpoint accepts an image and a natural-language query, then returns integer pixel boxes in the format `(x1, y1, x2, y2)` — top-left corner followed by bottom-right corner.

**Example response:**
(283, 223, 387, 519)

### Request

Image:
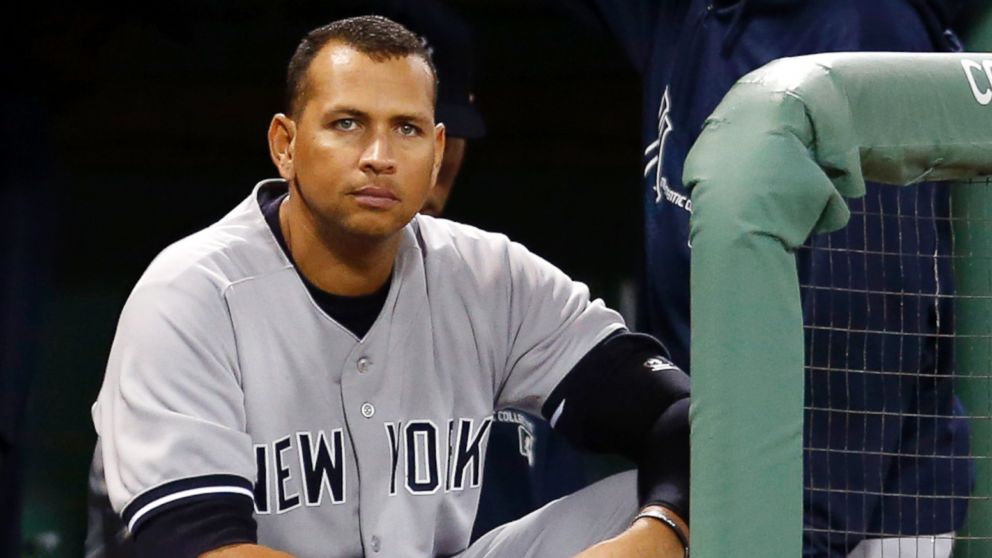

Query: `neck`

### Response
(279, 193, 399, 296)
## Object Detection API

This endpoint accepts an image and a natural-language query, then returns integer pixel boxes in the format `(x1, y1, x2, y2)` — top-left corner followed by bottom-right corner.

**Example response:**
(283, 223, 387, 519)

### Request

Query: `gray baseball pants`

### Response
(456, 471, 639, 558)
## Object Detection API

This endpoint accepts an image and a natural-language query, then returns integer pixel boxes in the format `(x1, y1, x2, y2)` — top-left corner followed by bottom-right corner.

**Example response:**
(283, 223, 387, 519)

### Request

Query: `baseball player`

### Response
(561, 0, 972, 556)
(91, 15, 690, 558)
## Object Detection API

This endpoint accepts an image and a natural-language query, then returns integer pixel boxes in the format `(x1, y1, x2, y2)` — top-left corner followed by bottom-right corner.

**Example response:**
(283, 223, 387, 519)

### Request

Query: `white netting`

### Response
(800, 176, 992, 557)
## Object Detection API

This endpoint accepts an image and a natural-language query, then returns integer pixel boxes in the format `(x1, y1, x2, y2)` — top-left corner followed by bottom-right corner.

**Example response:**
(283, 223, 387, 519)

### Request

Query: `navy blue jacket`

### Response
(572, 0, 972, 554)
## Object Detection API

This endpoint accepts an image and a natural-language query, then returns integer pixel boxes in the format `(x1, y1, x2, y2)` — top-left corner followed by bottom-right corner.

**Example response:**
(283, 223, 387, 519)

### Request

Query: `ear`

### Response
(431, 123, 447, 187)
(268, 114, 297, 181)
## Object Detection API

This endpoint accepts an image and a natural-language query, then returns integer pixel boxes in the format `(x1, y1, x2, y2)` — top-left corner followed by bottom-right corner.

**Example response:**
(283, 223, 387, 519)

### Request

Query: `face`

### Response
(268, 42, 445, 240)
(420, 137, 466, 217)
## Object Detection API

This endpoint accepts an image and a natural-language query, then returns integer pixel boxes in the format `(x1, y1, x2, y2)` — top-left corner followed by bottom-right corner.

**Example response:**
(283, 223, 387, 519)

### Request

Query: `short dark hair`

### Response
(285, 15, 438, 117)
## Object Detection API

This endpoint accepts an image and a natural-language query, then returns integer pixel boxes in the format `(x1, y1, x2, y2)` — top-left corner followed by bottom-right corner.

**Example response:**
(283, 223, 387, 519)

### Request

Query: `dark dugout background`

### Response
(4, 1, 641, 555)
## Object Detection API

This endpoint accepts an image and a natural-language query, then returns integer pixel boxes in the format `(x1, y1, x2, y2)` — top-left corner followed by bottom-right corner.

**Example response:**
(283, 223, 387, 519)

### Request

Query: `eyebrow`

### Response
(325, 106, 431, 125)
(325, 106, 370, 119)
(392, 112, 432, 126)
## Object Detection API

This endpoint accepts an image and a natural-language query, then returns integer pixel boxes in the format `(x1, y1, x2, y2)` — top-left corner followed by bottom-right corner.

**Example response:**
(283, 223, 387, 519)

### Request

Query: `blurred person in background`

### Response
(557, 0, 976, 556)
(412, 1, 483, 218)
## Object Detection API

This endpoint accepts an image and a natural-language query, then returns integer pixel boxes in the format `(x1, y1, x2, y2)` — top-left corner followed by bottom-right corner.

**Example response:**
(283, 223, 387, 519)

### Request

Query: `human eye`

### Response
(333, 118, 358, 131)
(398, 123, 422, 137)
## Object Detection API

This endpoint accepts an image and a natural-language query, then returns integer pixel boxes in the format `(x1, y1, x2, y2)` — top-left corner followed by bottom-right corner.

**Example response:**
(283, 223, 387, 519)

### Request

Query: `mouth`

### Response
(349, 185, 400, 210)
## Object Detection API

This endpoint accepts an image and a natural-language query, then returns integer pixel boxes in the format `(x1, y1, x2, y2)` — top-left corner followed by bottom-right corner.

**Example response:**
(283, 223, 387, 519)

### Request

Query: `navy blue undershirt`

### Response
(260, 190, 391, 339)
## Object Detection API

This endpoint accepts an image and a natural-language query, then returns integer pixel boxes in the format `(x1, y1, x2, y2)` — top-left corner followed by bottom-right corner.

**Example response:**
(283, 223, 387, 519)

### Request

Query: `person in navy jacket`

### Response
(559, 0, 974, 556)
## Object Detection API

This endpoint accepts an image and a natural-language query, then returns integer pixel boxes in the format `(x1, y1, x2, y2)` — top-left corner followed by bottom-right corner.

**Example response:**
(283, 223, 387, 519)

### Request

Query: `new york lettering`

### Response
(254, 417, 493, 514)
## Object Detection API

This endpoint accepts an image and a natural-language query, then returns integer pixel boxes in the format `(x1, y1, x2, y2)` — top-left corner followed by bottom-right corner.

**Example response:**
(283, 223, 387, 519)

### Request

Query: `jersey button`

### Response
(357, 357, 371, 374)
(370, 536, 381, 552)
(361, 402, 375, 418)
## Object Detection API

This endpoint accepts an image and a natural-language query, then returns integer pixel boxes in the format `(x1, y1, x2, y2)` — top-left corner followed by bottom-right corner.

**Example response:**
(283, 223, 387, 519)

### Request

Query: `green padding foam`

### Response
(952, 181, 992, 557)
(687, 52, 992, 558)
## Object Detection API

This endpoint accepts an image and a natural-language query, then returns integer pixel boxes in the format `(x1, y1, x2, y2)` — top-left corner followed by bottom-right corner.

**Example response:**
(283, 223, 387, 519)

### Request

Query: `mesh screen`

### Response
(799, 176, 992, 558)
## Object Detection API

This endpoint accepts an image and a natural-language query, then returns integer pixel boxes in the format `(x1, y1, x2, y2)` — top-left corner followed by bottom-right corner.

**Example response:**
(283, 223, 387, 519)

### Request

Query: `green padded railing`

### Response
(686, 52, 992, 557)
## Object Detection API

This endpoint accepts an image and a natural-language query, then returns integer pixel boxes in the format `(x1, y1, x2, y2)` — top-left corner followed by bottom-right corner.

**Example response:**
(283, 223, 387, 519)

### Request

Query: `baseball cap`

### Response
(429, 30, 486, 140)
(392, 0, 486, 139)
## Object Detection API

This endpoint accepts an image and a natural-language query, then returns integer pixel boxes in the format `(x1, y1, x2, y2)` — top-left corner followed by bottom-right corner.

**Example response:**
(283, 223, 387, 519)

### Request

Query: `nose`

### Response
(359, 133, 396, 175)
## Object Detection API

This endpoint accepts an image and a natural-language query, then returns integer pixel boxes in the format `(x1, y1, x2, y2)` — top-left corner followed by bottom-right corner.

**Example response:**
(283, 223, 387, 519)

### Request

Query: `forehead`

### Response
(303, 42, 435, 117)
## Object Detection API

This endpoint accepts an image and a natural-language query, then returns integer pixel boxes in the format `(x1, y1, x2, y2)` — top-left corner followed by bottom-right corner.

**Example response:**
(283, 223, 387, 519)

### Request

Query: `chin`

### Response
(341, 211, 414, 239)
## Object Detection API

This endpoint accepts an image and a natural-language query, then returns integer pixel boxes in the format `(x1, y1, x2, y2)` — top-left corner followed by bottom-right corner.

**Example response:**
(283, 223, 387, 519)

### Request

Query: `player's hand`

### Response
(199, 543, 295, 558)
(571, 506, 688, 558)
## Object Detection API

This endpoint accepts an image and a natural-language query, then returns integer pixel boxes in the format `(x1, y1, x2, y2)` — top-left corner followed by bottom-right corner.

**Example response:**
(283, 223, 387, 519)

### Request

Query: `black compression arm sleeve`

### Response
(638, 397, 690, 520)
(132, 495, 257, 558)
(541, 331, 691, 520)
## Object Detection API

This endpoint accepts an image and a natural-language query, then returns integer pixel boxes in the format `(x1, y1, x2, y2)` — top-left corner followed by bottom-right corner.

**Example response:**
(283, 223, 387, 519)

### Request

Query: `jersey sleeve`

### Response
(91, 274, 256, 534)
(494, 240, 625, 415)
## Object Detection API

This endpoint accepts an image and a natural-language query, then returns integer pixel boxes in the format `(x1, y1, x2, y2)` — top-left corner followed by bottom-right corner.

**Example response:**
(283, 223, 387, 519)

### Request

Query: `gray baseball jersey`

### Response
(92, 179, 625, 557)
